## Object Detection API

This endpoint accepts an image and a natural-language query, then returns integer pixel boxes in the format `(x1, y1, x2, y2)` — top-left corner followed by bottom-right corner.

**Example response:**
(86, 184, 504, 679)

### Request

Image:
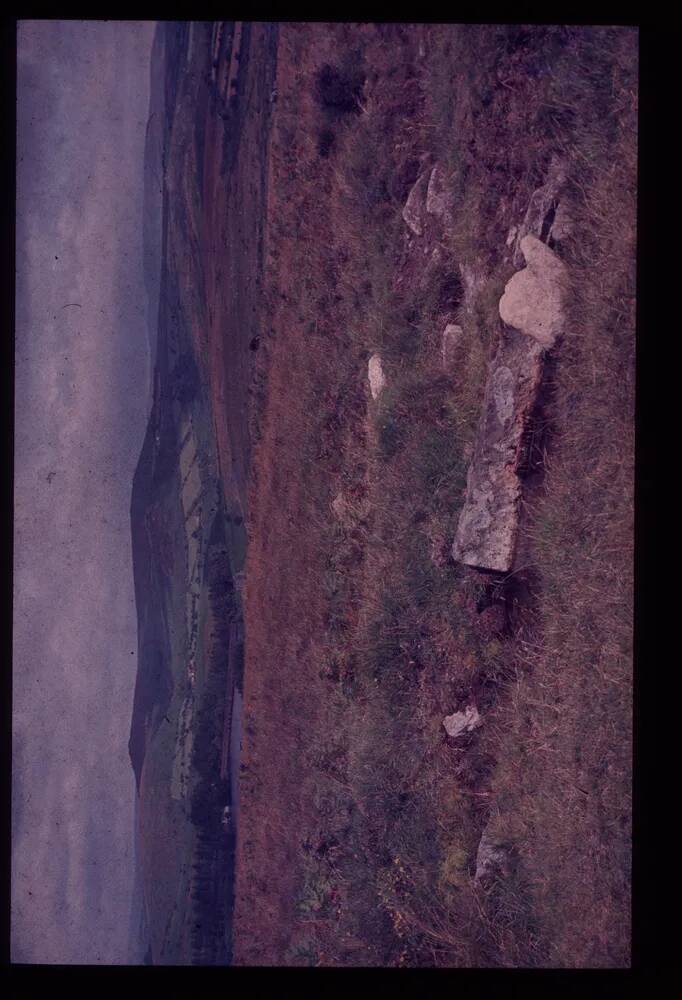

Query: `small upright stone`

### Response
(368, 353, 386, 400)
(426, 164, 454, 224)
(474, 824, 508, 883)
(402, 170, 430, 236)
(441, 323, 463, 370)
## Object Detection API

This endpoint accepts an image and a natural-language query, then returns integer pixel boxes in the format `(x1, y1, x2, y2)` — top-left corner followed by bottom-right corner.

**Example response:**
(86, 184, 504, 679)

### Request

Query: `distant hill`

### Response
(128, 19, 273, 965)
(128, 389, 175, 791)
(142, 22, 165, 409)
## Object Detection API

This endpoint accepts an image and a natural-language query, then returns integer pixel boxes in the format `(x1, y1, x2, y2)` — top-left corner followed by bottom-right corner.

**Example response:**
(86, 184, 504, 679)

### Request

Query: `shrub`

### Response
(317, 128, 336, 158)
(314, 63, 365, 116)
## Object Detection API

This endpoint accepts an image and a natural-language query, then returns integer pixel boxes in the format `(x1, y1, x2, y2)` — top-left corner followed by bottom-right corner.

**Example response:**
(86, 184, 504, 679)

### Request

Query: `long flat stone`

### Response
(452, 327, 544, 572)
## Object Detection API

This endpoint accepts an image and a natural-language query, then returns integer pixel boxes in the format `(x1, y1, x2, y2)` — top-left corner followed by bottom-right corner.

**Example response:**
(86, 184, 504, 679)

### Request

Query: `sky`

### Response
(13, 20, 158, 964)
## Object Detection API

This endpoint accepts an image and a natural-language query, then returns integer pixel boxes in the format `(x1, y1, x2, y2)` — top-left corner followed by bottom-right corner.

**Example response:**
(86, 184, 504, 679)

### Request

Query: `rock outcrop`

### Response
(402, 163, 456, 236)
(499, 235, 568, 349)
(548, 197, 573, 245)
(368, 353, 386, 400)
(474, 825, 507, 884)
(443, 704, 482, 738)
(511, 154, 568, 268)
(453, 236, 567, 572)
(425, 164, 455, 226)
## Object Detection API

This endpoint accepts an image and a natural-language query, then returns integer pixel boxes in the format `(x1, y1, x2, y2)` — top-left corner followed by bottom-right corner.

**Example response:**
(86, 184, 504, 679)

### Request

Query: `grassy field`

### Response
(234, 23, 636, 967)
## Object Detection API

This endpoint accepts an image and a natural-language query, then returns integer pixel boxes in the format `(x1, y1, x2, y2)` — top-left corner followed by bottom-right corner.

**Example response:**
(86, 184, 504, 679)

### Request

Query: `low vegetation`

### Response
(235, 23, 636, 968)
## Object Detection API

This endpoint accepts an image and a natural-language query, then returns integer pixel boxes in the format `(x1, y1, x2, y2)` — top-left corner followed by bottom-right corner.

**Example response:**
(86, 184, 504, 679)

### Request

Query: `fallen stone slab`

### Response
(452, 325, 544, 572)
(443, 704, 482, 738)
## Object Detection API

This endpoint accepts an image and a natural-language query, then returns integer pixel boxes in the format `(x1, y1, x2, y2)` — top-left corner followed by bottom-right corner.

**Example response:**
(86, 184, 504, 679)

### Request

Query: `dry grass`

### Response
(462, 28, 637, 968)
(234, 23, 636, 968)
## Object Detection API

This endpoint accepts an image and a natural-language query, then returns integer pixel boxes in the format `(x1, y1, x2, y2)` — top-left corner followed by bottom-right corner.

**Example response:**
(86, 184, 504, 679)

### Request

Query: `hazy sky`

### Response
(14, 20, 157, 964)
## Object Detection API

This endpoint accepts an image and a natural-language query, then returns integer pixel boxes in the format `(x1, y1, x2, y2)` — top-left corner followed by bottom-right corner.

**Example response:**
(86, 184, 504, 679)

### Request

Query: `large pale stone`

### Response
(452, 326, 544, 572)
(499, 235, 568, 348)
(402, 170, 430, 235)
(368, 353, 386, 400)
